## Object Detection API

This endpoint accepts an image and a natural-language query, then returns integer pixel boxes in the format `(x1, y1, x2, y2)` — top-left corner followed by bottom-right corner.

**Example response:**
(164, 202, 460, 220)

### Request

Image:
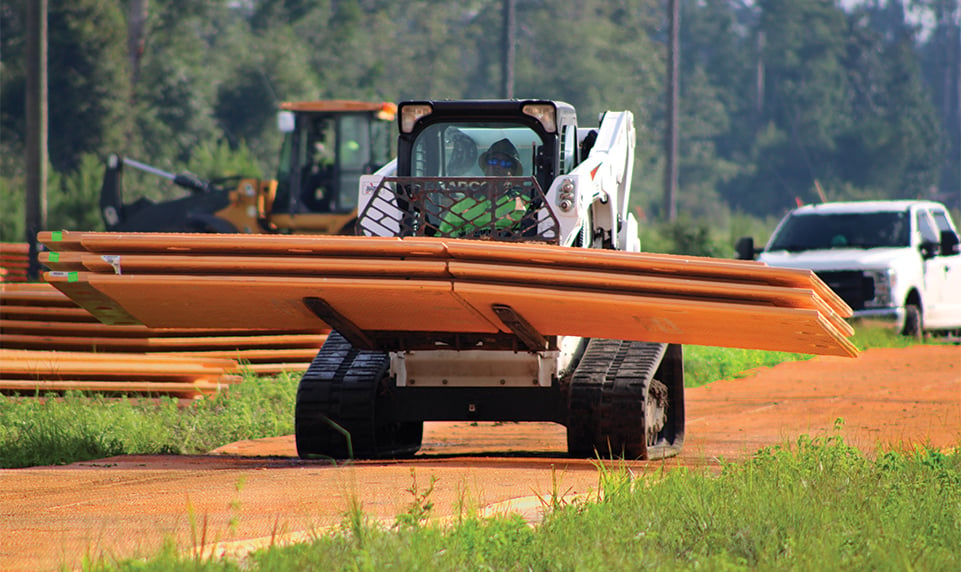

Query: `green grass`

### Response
(86, 434, 961, 571)
(0, 370, 300, 468)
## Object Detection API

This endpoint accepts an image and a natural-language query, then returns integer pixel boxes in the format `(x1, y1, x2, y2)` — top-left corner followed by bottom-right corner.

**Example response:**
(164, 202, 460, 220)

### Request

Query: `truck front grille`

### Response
(815, 271, 874, 311)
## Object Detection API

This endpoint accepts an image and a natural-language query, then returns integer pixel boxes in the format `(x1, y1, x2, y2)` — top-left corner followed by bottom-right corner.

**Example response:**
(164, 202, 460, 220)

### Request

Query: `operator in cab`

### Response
(479, 138, 523, 176)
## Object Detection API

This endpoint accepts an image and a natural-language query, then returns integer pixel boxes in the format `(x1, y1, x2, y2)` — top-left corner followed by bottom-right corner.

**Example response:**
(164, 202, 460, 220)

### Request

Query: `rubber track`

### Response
(295, 331, 386, 459)
(568, 339, 668, 459)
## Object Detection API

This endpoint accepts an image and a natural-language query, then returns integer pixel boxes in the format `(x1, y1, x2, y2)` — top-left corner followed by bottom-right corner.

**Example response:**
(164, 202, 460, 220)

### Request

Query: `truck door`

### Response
(917, 208, 954, 328)
(928, 208, 961, 329)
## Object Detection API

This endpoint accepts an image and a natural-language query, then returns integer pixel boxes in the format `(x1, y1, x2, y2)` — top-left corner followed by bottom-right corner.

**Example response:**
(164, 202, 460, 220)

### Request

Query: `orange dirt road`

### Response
(2, 344, 958, 571)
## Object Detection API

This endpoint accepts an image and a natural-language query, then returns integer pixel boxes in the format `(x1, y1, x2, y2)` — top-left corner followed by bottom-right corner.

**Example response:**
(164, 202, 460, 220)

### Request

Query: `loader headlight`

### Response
(557, 178, 575, 212)
(400, 103, 433, 133)
(522, 103, 557, 133)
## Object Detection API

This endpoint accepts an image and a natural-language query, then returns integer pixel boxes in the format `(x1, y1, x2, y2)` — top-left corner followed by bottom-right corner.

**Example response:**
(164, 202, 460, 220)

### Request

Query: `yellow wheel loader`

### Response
(99, 100, 397, 235)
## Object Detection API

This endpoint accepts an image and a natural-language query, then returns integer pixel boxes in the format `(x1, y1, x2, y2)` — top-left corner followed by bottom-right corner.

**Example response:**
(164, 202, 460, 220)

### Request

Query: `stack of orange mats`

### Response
(36, 230, 858, 358)
(0, 282, 328, 377)
(0, 348, 241, 399)
(0, 242, 30, 283)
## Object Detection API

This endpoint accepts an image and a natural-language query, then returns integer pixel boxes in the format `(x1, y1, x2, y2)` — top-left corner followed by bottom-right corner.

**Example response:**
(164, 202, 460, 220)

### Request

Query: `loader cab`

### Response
(273, 101, 396, 218)
(396, 100, 578, 194)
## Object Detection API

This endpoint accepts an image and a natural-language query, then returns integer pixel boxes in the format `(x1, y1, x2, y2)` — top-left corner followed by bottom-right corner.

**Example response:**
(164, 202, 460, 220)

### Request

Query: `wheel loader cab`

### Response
(272, 103, 396, 217)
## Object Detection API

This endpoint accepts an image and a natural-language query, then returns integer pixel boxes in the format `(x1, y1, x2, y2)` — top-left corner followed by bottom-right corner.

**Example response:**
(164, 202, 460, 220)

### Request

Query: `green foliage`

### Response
(0, 370, 299, 469)
(186, 140, 265, 181)
(0, 173, 26, 243)
(46, 1, 130, 173)
(1, 0, 955, 221)
(638, 216, 732, 257)
(48, 153, 108, 232)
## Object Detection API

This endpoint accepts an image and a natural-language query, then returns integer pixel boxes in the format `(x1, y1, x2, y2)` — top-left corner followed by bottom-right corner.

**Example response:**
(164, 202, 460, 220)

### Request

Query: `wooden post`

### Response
(25, 0, 48, 281)
(664, 0, 679, 222)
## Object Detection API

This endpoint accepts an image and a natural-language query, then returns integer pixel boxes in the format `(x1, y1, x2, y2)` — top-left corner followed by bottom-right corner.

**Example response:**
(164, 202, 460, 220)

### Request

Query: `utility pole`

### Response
(25, 0, 48, 280)
(501, 0, 515, 99)
(664, 0, 679, 222)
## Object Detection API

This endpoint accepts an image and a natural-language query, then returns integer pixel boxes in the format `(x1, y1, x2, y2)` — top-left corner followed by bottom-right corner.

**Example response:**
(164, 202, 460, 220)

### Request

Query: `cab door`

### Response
(927, 208, 961, 328)
(917, 207, 959, 328)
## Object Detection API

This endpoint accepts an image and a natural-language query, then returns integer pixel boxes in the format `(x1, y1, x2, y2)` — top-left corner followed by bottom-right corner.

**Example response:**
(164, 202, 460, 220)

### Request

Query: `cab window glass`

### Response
(916, 210, 940, 243)
(370, 119, 394, 167)
(339, 115, 371, 170)
(411, 122, 543, 178)
(932, 210, 954, 234)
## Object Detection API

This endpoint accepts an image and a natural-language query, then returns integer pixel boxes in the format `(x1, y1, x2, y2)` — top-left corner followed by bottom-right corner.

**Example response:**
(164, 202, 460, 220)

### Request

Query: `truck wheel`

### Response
(295, 331, 423, 460)
(902, 304, 924, 340)
(567, 340, 685, 460)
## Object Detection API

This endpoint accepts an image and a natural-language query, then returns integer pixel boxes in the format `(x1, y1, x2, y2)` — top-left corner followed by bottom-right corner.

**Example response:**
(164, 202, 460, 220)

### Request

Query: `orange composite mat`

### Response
(38, 231, 858, 357)
(0, 349, 242, 398)
(1, 282, 326, 374)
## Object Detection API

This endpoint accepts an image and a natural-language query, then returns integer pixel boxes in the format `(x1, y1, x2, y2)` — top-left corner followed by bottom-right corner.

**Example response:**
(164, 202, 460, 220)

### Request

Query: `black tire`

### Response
(902, 304, 924, 340)
(295, 331, 423, 460)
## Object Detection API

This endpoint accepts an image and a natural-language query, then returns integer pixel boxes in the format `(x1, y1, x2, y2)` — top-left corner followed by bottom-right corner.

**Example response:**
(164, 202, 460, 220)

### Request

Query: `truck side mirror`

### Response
(735, 236, 757, 260)
(920, 239, 940, 259)
(940, 230, 961, 256)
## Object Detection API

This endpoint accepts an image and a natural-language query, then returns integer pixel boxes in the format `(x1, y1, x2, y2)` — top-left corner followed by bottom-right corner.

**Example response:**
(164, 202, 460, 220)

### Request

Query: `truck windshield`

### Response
(768, 211, 911, 252)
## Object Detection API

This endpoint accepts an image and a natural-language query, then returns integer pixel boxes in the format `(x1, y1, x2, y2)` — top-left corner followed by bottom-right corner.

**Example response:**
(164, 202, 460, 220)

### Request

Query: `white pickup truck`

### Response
(736, 200, 961, 338)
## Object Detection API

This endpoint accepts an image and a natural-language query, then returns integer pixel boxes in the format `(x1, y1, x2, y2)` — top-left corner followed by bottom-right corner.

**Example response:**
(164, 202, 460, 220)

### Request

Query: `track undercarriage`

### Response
(295, 331, 685, 460)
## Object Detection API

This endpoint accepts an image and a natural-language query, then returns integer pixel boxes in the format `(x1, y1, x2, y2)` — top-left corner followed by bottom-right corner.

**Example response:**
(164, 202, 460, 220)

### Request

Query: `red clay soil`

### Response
(1, 344, 958, 571)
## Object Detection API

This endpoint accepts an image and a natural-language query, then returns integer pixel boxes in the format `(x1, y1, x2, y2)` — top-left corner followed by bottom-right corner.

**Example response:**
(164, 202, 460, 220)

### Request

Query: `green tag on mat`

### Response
(51, 231, 63, 241)
(67, 272, 78, 283)
(49, 252, 60, 262)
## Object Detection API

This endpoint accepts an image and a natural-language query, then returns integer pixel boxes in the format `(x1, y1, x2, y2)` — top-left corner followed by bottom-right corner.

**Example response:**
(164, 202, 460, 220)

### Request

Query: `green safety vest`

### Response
(439, 192, 530, 236)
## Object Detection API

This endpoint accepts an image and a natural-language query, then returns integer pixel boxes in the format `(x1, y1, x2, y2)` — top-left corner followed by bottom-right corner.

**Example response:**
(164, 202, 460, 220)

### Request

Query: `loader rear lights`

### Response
(377, 102, 398, 121)
(400, 104, 433, 133)
(557, 178, 576, 212)
(522, 104, 557, 133)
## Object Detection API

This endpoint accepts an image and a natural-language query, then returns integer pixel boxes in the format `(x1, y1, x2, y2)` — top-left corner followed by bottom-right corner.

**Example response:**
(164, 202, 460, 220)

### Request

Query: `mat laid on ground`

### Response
(1, 282, 326, 371)
(37, 230, 858, 357)
(0, 349, 241, 398)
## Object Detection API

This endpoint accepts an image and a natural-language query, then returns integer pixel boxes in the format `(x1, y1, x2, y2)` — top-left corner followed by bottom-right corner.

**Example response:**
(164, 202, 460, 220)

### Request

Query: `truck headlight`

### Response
(865, 269, 896, 308)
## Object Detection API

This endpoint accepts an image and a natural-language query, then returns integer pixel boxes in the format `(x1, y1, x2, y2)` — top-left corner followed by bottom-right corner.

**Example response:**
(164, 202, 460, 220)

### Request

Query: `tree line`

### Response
(0, 0, 958, 243)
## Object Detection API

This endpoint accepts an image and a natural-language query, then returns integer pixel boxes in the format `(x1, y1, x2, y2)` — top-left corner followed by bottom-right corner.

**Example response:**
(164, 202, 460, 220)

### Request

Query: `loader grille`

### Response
(357, 176, 561, 243)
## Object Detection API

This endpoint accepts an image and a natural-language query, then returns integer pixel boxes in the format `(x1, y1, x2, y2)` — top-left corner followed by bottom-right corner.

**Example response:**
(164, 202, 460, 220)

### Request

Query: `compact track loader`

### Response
(295, 99, 685, 460)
